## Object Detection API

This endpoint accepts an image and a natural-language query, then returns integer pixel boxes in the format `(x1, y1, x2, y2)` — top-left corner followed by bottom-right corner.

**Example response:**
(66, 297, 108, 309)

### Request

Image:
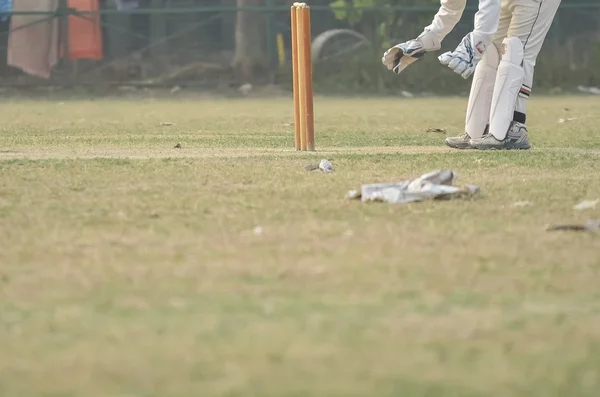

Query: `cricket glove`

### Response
(381, 30, 441, 75)
(438, 31, 488, 79)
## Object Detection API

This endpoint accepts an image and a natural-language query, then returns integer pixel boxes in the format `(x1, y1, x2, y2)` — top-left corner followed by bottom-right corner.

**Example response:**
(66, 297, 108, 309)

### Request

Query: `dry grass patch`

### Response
(1, 96, 599, 397)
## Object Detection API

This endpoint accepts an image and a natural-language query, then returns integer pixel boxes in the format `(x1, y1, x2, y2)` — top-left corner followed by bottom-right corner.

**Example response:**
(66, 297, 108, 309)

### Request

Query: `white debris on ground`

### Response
(348, 169, 479, 204)
(558, 117, 577, 123)
(306, 159, 333, 173)
(512, 201, 534, 207)
(318, 159, 333, 173)
(573, 199, 599, 211)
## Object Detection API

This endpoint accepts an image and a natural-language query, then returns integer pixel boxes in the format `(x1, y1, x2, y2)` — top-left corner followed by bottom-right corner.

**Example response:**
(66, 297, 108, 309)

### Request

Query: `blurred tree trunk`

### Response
(232, 0, 267, 82)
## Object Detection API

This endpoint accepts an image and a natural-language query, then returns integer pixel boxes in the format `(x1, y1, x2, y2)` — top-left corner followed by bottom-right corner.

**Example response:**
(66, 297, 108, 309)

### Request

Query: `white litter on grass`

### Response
(252, 225, 264, 236)
(319, 159, 333, 173)
(348, 169, 479, 204)
(512, 201, 534, 207)
(306, 159, 334, 173)
(573, 199, 599, 211)
(558, 117, 577, 123)
(347, 190, 360, 199)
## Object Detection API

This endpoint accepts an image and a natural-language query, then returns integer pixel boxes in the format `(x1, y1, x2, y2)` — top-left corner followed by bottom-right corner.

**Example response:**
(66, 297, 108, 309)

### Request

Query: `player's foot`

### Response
(472, 122, 531, 150)
(445, 133, 473, 149)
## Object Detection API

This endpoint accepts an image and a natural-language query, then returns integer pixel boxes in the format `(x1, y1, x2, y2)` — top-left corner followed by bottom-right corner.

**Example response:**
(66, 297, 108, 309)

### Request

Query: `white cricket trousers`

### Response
(493, 0, 561, 115)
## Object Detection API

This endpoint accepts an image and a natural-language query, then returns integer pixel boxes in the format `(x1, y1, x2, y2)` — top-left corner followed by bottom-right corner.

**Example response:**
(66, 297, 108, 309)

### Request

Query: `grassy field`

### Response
(1, 95, 599, 397)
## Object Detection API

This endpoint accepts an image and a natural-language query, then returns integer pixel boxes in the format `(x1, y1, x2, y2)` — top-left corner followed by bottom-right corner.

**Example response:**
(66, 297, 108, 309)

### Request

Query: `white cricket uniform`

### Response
(424, 0, 501, 51)
(493, 0, 562, 118)
(425, 0, 561, 139)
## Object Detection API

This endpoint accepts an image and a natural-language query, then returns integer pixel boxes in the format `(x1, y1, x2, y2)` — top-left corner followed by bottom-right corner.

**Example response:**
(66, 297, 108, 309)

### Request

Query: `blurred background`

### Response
(0, 0, 598, 95)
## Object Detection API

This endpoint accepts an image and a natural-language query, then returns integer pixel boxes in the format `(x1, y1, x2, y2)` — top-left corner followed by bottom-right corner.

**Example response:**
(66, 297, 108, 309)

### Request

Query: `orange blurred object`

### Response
(65, 0, 103, 60)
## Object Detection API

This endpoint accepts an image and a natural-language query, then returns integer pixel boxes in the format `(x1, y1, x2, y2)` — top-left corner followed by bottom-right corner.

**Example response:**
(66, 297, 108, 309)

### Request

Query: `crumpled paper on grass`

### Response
(347, 169, 479, 204)
(305, 159, 333, 173)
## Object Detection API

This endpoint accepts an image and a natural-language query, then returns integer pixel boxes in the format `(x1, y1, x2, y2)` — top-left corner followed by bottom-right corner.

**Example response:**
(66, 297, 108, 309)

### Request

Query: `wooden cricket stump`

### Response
(291, 2, 315, 151)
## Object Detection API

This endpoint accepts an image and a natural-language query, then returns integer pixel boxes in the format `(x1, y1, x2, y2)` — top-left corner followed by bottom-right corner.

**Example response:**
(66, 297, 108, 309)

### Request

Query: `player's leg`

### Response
(514, 0, 562, 119)
(474, 0, 561, 150)
(445, 45, 500, 149)
(478, 35, 531, 150)
(446, 1, 511, 149)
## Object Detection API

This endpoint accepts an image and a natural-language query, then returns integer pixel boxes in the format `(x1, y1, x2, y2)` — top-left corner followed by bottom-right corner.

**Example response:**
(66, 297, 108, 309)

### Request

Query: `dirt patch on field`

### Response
(0, 146, 456, 160)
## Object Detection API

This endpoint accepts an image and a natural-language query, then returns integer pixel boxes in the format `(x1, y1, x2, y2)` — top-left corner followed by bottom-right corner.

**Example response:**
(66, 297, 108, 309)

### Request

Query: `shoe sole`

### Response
(445, 141, 473, 150)
(473, 144, 531, 150)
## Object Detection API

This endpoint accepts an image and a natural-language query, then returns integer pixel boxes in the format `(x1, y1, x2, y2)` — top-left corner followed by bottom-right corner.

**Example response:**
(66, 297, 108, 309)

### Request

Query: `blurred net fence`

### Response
(0, 0, 598, 95)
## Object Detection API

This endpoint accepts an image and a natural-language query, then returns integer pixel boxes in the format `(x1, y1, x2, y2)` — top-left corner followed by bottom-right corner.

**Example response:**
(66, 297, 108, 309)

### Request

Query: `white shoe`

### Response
(472, 122, 531, 150)
(445, 133, 473, 149)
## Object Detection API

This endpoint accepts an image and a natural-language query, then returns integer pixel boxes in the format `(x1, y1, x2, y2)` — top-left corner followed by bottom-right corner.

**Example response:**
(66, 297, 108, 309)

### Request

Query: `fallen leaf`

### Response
(547, 220, 600, 232)
(547, 224, 588, 232)
(426, 127, 447, 133)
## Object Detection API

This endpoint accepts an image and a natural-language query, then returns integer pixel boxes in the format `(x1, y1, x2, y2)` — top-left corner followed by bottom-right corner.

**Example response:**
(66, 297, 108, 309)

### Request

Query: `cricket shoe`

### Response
(445, 133, 474, 149)
(472, 122, 531, 150)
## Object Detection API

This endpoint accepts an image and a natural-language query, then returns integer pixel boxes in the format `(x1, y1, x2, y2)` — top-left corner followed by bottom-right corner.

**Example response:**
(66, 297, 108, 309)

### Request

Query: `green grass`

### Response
(1, 96, 599, 397)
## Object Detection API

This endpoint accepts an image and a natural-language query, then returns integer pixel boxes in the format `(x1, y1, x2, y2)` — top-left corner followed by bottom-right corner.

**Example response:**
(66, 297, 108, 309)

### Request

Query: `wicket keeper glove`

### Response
(438, 31, 488, 79)
(381, 30, 441, 74)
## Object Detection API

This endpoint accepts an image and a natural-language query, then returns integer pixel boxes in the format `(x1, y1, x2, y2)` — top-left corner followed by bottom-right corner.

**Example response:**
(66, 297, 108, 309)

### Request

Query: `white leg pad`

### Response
(489, 37, 525, 141)
(465, 43, 500, 139)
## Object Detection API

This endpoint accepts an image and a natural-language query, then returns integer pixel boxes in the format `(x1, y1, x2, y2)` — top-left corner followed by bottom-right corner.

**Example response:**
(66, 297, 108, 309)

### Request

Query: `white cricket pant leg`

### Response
(494, 0, 561, 123)
(464, 44, 500, 139)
